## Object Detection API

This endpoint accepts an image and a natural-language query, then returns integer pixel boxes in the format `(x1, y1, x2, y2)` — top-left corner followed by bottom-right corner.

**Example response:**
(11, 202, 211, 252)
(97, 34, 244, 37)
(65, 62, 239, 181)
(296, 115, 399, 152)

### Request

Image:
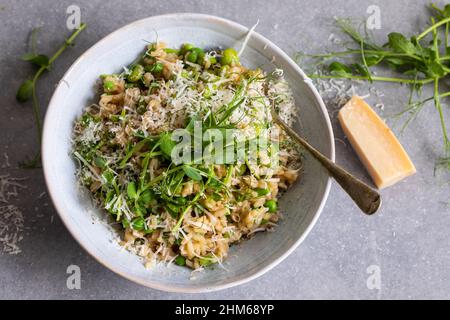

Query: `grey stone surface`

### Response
(0, 0, 449, 299)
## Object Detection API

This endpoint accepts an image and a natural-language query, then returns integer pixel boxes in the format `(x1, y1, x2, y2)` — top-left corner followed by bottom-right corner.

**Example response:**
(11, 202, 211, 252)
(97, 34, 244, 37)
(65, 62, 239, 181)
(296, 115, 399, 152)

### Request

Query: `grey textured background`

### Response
(1, 0, 449, 299)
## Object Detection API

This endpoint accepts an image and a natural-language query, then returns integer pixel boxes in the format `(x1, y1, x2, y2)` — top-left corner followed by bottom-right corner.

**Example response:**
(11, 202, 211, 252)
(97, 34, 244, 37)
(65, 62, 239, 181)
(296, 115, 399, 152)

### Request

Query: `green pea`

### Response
(180, 43, 194, 55)
(221, 48, 239, 66)
(255, 188, 270, 196)
(209, 56, 217, 65)
(191, 47, 205, 63)
(175, 255, 186, 266)
(264, 199, 278, 213)
(103, 80, 116, 92)
(186, 50, 198, 63)
(128, 64, 144, 82)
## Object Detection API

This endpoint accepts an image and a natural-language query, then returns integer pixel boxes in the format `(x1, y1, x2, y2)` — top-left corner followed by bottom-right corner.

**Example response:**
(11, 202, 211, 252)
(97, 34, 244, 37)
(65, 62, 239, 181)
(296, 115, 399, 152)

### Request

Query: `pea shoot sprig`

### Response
(303, 3, 450, 168)
(16, 23, 87, 168)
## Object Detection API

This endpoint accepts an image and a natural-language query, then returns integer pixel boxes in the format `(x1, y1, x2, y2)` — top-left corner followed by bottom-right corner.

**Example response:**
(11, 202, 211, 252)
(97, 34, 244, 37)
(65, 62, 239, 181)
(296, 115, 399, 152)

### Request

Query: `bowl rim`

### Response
(42, 12, 335, 293)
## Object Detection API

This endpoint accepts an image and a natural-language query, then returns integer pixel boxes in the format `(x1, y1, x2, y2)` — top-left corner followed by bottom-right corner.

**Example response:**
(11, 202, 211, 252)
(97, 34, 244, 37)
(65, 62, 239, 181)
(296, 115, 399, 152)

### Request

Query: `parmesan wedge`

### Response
(338, 96, 416, 189)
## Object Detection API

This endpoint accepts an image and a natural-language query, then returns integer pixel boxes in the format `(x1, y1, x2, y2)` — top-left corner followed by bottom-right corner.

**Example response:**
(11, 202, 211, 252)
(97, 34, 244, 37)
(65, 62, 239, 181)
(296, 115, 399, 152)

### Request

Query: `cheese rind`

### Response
(338, 96, 416, 189)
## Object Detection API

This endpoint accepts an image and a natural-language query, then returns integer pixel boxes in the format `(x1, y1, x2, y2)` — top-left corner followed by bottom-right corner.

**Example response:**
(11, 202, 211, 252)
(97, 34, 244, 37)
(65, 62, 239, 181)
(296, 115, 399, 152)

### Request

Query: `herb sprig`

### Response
(16, 23, 87, 168)
(304, 4, 450, 166)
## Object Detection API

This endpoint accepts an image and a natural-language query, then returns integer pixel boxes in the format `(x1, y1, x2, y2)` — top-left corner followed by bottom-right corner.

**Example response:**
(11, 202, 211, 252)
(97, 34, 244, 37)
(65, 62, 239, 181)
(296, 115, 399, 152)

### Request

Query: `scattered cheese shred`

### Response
(0, 174, 26, 255)
(0, 204, 24, 255)
(237, 20, 259, 57)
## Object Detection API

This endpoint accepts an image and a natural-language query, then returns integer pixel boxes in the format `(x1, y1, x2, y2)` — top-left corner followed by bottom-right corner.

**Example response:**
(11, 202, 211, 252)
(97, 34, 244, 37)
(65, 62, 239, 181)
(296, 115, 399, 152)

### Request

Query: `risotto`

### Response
(72, 41, 301, 271)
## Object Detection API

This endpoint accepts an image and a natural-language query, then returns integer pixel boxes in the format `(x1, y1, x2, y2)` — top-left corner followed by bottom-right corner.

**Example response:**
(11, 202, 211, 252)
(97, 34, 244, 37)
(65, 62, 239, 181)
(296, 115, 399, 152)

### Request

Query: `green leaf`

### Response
(131, 216, 152, 233)
(364, 53, 383, 66)
(161, 193, 187, 206)
(138, 189, 154, 206)
(93, 156, 106, 169)
(165, 203, 180, 219)
(22, 53, 50, 67)
(351, 63, 370, 77)
(427, 61, 446, 77)
(131, 217, 145, 231)
(444, 4, 450, 16)
(384, 56, 407, 66)
(182, 165, 202, 181)
(328, 61, 352, 76)
(387, 33, 418, 55)
(127, 181, 137, 200)
(16, 79, 33, 102)
(254, 188, 270, 196)
(159, 132, 177, 158)
(101, 170, 114, 185)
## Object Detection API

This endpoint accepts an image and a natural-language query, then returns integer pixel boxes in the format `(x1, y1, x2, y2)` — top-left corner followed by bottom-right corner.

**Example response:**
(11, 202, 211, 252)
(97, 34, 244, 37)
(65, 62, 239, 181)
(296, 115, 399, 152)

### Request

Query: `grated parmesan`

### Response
(0, 174, 27, 255)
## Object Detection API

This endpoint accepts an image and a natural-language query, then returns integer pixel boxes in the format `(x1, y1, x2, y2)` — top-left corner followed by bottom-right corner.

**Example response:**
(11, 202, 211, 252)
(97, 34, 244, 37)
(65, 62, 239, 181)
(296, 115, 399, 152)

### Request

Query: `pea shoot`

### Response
(303, 4, 450, 167)
(16, 23, 87, 168)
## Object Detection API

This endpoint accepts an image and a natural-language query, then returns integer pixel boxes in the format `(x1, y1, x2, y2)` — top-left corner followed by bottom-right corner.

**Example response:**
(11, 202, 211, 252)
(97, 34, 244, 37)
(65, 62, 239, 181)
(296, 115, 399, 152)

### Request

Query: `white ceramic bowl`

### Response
(42, 13, 335, 293)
